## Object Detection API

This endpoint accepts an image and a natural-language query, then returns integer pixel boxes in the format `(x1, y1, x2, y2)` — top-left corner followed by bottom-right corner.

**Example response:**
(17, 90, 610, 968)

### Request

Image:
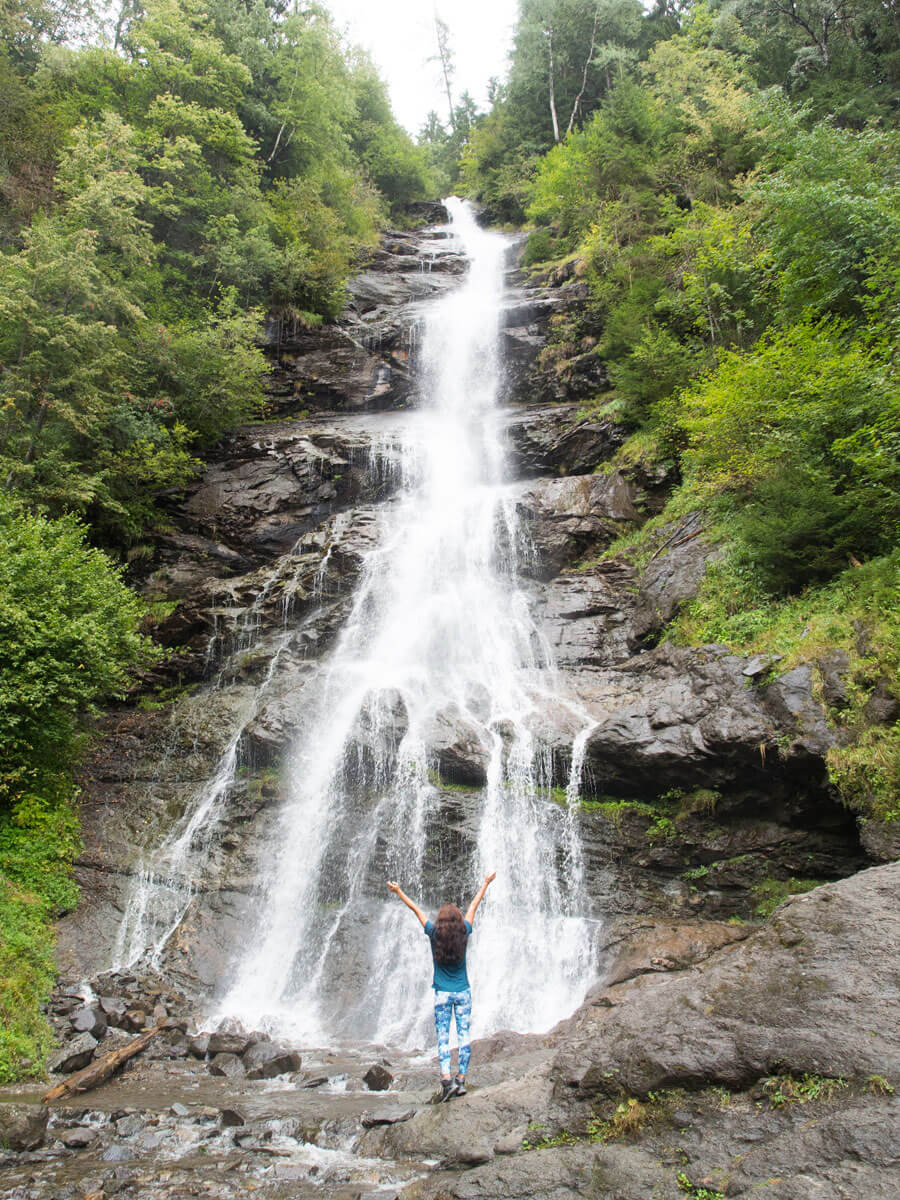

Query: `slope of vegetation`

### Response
(458, 1, 898, 822)
(0, 0, 433, 1081)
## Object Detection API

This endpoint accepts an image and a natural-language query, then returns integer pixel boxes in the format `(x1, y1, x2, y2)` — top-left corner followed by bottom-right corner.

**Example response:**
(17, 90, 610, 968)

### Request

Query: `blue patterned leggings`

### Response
(433, 988, 472, 1078)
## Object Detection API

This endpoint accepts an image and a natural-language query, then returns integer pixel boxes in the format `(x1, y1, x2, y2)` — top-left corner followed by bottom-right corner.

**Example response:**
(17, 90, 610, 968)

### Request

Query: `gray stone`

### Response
(242, 1041, 302, 1079)
(99, 996, 127, 1025)
(114, 1115, 144, 1138)
(58, 1127, 98, 1149)
(514, 473, 640, 581)
(70, 1005, 107, 1039)
(101, 1143, 135, 1163)
(170, 1102, 190, 1117)
(364, 1073, 555, 1168)
(493, 1128, 528, 1155)
(360, 1107, 416, 1128)
(122, 1007, 148, 1032)
(815, 649, 851, 708)
(423, 705, 491, 786)
(206, 1031, 253, 1057)
(48, 1031, 98, 1074)
(219, 1108, 246, 1128)
(208, 1052, 245, 1079)
(594, 919, 750, 987)
(0, 1104, 49, 1151)
(859, 818, 900, 863)
(442, 1142, 667, 1200)
(188, 1032, 210, 1059)
(571, 644, 834, 798)
(504, 404, 625, 477)
(863, 677, 900, 726)
(742, 653, 783, 678)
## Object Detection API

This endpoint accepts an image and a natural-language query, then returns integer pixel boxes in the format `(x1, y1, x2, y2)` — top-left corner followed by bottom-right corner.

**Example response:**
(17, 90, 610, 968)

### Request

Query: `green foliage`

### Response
(676, 1174, 724, 1200)
(0, 874, 57, 1082)
(679, 322, 898, 591)
(0, 500, 155, 1080)
(865, 1075, 895, 1096)
(751, 876, 823, 918)
(682, 864, 709, 882)
(349, 57, 433, 210)
(0, 788, 81, 1081)
(145, 293, 269, 443)
(0, 500, 157, 803)
(761, 1073, 848, 1107)
(750, 117, 900, 323)
(587, 1096, 657, 1142)
(1, 0, 431, 540)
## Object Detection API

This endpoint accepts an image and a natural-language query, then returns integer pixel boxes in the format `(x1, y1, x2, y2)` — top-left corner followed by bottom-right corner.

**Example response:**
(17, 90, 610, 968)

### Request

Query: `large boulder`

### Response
(0, 1104, 49, 1152)
(553, 862, 900, 1097)
(242, 1041, 302, 1079)
(363, 1073, 556, 1168)
(47, 1032, 98, 1074)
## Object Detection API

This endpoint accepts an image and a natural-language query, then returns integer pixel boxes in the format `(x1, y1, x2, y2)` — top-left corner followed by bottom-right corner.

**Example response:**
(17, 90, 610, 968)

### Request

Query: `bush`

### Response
(0, 500, 155, 1080)
(0, 500, 157, 804)
(679, 322, 898, 593)
(0, 791, 81, 1081)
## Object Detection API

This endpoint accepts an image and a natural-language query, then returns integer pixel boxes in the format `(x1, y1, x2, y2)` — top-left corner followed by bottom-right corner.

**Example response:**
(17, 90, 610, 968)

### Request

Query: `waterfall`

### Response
(117, 199, 597, 1046)
(214, 200, 595, 1043)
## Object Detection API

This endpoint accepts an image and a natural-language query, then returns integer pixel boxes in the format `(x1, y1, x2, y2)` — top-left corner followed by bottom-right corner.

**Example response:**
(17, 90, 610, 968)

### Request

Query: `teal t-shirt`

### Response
(424, 919, 473, 992)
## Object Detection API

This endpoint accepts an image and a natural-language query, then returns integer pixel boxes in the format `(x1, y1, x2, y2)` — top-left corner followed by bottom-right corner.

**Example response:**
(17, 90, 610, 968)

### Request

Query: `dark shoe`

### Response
(453, 1076, 467, 1097)
(439, 1079, 455, 1103)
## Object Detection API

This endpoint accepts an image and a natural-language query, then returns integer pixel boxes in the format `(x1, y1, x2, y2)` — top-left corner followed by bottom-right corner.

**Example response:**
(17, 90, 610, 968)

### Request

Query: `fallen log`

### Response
(41, 1020, 167, 1104)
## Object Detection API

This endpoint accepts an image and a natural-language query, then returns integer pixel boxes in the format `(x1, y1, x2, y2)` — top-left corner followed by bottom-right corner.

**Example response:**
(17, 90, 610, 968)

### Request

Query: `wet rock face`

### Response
(264, 222, 464, 417)
(422, 706, 491, 787)
(514, 471, 640, 580)
(576, 644, 833, 798)
(503, 403, 625, 476)
(499, 280, 609, 409)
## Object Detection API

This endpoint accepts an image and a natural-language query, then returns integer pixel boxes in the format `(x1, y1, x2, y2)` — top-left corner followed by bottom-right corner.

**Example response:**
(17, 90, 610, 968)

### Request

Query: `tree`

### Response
(508, 0, 644, 147)
(431, 13, 456, 130)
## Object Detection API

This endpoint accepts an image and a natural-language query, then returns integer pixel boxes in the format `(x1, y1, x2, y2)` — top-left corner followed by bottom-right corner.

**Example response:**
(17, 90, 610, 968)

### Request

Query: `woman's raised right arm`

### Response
(387, 880, 428, 927)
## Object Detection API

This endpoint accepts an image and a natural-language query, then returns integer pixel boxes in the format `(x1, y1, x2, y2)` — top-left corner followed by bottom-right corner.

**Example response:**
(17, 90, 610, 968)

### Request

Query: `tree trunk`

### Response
(546, 26, 561, 144)
(566, 5, 601, 136)
(42, 1022, 168, 1104)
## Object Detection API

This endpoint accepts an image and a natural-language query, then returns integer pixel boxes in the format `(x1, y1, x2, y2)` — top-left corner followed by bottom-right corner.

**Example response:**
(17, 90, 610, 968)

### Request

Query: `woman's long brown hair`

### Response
(433, 904, 467, 966)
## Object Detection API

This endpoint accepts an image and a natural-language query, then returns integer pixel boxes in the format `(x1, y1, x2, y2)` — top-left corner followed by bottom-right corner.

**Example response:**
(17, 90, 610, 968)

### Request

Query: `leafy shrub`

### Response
(680, 322, 899, 592)
(0, 500, 155, 1080)
(0, 500, 157, 804)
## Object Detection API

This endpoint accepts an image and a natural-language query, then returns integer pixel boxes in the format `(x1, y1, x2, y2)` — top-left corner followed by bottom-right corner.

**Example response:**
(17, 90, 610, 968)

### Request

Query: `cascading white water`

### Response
(213, 199, 597, 1043)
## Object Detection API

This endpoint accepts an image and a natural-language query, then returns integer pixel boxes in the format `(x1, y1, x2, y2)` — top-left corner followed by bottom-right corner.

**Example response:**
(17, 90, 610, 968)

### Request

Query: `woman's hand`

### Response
(484, 872, 496, 886)
(387, 880, 402, 895)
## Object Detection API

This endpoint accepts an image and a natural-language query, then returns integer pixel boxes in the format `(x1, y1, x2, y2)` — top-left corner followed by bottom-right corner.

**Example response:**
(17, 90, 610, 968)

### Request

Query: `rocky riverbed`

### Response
(4, 207, 897, 1199)
(4, 863, 899, 1198)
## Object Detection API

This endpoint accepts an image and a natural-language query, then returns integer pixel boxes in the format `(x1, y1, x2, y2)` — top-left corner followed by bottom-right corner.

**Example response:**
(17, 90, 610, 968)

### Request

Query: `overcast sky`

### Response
(327, 0, 520, 136)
